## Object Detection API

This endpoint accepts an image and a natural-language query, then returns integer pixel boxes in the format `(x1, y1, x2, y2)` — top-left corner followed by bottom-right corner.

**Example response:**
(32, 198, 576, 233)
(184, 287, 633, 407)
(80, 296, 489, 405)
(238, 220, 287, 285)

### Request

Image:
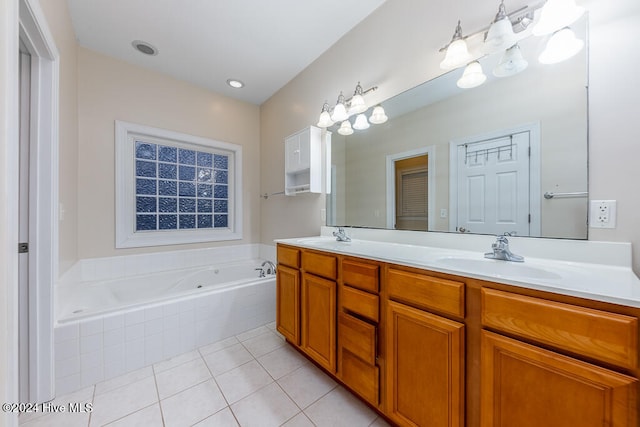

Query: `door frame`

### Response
(448, 122, 541, 237)
(18, 0, 59, 402)
(386, 146, 436, 230)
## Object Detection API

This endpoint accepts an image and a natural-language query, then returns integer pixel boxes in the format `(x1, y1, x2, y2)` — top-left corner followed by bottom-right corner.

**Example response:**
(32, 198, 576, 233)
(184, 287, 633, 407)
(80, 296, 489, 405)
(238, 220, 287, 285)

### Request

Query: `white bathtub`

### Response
(54, 257, 277, 394)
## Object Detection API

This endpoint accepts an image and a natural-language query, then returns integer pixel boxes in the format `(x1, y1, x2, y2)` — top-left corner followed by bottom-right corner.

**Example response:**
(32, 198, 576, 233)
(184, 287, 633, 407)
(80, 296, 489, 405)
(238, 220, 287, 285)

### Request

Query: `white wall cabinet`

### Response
(285, 126, 330, 196)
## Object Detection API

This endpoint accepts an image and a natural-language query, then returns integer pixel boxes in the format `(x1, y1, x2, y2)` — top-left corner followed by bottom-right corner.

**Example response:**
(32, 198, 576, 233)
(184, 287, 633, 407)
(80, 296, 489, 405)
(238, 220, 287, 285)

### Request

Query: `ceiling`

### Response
(66, 0, 387, 105)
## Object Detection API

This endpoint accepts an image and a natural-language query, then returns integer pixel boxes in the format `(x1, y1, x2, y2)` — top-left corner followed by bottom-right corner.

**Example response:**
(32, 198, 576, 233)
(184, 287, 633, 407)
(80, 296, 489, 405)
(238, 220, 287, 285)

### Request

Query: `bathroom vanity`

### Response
(275, 234, 640, 427)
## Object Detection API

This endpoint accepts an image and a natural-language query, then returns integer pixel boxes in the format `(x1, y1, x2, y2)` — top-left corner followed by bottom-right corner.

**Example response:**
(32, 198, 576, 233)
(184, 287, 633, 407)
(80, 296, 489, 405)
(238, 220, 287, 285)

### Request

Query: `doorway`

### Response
(386, 146, 435, 231)
(449, 124, 541, 236)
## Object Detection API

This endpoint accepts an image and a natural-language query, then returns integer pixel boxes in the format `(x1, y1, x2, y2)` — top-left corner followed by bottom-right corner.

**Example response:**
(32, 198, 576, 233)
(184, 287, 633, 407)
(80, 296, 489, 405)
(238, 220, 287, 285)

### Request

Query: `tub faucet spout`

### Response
(261, 260, 277, 275)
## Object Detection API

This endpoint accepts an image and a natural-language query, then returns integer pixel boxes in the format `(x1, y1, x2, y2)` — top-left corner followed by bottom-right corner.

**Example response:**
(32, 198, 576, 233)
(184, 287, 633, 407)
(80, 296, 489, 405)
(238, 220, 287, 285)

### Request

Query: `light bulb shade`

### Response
(538, 27, 584, 64)
(331, 102, 348, 122)
(457, 61, 487, 89)
(317, 110, 334, 128)
(493, 44, 528, 77)
(353, 114, 370, 130)
(337, 120, 354, 136)
(532, 0, 585, 36)
(440, 39, 472, 70)
(484, 18, 517, 53)
(369, 105, 388, 124)
(348, 94, 367, 115)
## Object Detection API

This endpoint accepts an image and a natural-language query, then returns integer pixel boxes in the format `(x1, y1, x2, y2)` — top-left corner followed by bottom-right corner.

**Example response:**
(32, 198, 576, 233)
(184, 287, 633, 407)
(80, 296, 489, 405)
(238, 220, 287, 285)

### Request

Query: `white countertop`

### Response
(276, 234, 640, 308)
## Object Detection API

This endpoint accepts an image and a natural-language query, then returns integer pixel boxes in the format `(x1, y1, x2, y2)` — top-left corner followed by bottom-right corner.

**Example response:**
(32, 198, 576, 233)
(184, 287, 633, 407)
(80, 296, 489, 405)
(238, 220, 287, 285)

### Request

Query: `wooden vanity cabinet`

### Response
(276, 246, 300, 345)
(301, 250, 338, 373)
(384, 266, 466, 427)
(480, 287, 639, 427)
(337, 258, 381, 406)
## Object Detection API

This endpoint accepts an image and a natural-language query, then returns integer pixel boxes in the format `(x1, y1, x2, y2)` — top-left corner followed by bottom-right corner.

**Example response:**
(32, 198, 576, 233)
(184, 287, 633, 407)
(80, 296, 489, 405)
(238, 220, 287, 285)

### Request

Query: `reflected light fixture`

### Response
(440, 21, 472, 70)
(538, 27, 584, 64)
(348, 82, 367, 115)
(330, 92, 349, 122)
(484, 1, 517, 53)
(493, 44, 528, 77)
(352, 114, 370, 130)
(532, 0, 585, 36)
(457, 61, 487, 89)
(316, 102, 334, 128)
(337, 120, 354, 136)
(368, 105, 388, 124)
(227, 79, 244, 89)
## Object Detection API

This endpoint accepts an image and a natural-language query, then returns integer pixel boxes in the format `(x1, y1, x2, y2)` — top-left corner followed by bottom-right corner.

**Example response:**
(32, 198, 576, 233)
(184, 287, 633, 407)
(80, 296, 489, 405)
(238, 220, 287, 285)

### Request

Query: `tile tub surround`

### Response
(54, 244, 277, 395)
(22, 323, 391, 427)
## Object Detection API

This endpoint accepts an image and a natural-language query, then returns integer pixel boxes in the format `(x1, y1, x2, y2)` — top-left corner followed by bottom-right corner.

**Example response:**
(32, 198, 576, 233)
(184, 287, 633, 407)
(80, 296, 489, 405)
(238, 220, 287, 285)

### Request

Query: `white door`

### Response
(456, 132, 530, 236)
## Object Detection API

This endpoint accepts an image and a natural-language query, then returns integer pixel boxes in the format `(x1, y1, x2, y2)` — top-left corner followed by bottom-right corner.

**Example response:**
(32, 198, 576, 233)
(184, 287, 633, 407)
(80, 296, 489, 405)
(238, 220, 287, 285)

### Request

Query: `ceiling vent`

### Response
(132, 40, 158, 56)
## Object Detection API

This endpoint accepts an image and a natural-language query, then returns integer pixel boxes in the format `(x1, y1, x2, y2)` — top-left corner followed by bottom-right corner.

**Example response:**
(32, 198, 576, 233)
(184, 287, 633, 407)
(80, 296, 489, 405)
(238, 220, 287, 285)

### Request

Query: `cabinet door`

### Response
(284, 134, 301, 173)
(302, 273, 336, 372)
(276, 265, 300, 345)
(481, 330, 638, 427)
(386, 300, 465, 427)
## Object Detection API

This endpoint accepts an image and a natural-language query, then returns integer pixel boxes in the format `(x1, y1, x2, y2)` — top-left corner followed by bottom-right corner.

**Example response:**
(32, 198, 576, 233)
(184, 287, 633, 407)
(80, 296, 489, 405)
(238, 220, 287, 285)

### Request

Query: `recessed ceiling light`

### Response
(132, 40, 158, 56)
(227, 79, 245, 89)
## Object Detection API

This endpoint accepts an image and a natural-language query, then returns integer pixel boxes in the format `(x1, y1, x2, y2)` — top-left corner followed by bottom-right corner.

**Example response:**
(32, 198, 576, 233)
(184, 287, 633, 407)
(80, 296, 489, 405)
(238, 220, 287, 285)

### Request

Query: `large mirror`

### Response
(328, 15, 588, 239)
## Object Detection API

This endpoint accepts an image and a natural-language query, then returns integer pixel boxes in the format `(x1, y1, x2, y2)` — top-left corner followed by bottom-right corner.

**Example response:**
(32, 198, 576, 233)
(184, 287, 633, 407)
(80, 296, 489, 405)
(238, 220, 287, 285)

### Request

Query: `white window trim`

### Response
(115, 120, 243, 248)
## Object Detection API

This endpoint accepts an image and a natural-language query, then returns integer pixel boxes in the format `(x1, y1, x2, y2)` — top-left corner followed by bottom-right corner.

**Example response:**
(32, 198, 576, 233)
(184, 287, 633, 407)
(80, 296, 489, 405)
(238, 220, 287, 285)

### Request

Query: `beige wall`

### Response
(39, 0, 78, 275)
(76, 48, 261, 259)
(260, 0, 640, 274)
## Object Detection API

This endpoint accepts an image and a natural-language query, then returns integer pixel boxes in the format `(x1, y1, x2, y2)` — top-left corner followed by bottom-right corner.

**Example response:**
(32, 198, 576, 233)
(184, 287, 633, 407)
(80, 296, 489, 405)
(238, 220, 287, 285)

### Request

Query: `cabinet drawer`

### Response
(340, 348, 379, 406)
(338, 312, 376, 365)
(387, 268, 465, 318)
(482, 288, 639, 369)
(343, 259, 379, 293)
(302, 251, 337, 280)
(342, 285, 379, 323)
(277, 246, 300, 269)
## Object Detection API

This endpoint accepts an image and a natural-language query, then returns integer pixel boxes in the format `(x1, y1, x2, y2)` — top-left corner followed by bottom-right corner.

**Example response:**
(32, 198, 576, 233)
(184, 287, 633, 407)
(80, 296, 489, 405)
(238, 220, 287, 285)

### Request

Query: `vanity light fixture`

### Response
(484, 1, 517, 53)
(493, 43, 528, 77)
(330, 92, 349, 122)
(532, 0, 585, 36)
(316, 102, 335, 128)
(457, 61, 487, 89)
(440, 21, 473, 70)
(348, 83, 367, 115)
(337, 120, 354, 136)
(368, 105, 388, 124)
(352, 114, 371, 130)
(538, 27, 584, 64)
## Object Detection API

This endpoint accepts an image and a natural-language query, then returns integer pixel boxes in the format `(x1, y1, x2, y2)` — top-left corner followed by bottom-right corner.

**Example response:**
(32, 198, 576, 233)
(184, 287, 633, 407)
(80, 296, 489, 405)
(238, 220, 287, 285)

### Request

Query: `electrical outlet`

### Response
(590, 200, 616, 229)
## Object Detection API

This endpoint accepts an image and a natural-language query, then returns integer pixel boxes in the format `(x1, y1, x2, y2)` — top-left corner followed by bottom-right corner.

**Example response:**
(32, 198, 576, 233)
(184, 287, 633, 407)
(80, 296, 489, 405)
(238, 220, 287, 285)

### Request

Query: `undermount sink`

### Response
(436, 257, 562, 280)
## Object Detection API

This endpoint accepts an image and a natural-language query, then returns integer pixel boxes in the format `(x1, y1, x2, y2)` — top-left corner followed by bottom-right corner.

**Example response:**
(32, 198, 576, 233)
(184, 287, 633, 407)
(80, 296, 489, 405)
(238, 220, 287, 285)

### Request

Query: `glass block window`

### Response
(133, 141, 230, 232)
(116, 121, 242, 248)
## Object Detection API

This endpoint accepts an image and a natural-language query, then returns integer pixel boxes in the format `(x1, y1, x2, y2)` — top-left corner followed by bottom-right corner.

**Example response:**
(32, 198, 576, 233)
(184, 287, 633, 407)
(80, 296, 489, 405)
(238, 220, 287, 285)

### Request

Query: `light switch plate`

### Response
(590, 200, 616, 229)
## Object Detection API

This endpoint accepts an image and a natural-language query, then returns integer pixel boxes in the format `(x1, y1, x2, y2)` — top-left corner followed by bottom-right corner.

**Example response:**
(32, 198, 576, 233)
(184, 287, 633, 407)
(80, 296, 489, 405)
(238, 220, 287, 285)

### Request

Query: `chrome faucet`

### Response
(255, 261, 276, 277)
(332, 227, 351, 242)
(484, 235, 524, 262)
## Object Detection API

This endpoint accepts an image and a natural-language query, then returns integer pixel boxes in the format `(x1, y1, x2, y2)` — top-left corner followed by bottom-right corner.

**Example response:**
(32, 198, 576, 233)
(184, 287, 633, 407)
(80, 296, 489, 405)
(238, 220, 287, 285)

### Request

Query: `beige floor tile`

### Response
(202, 343, 254, 376)
(104, 403, 162, 426)
(90, 376, 158, 426)
(192, 407, 239, 426)
(230, 382, 299, 427)
(155, 357, 211, 399)
(94, 366, 153, 396)
(153, 350, 200, 373)
(280, 412, 315, 427)
(215, 360, 274, 404)
(370, 416, 393, 426)
(235, 326, 270, 342)
(198, 336, 239, 356)
(19, 386, 95, 425)
(304, 386, 378, 427)
(241, 330, 285, 358)
(257, 345, 307, 380)
(277, 363, 337, 409)
(161, 379, 227, 427)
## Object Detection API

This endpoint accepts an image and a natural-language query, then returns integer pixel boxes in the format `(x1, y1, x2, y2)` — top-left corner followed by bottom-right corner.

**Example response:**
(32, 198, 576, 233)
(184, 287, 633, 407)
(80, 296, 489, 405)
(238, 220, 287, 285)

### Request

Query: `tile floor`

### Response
(19, 322, 390, 427)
